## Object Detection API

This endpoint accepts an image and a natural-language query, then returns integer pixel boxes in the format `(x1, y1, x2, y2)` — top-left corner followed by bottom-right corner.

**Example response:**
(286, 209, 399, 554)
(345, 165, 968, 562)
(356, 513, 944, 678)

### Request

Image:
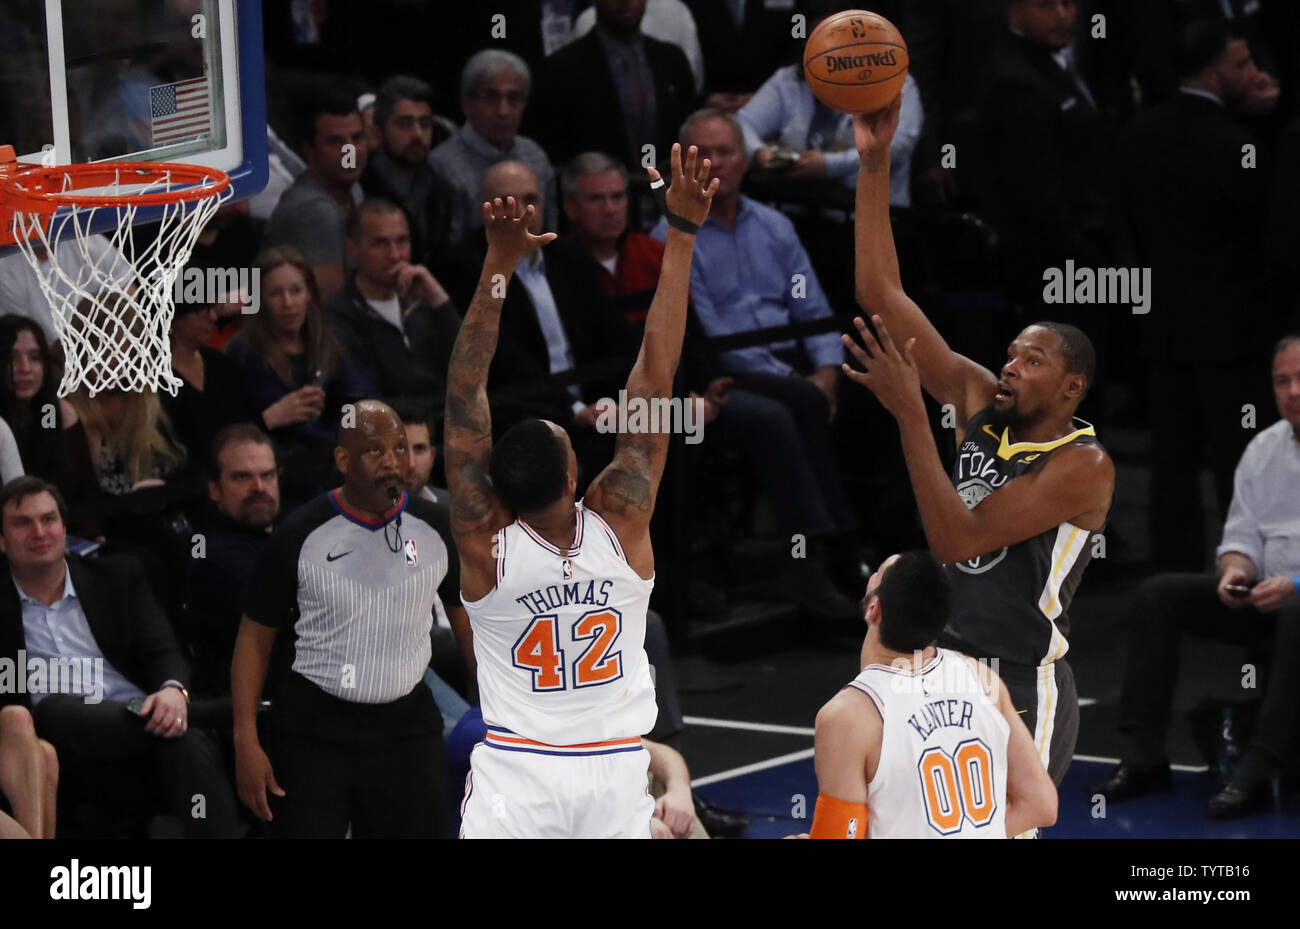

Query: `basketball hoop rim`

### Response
(1, 160, 232, 213)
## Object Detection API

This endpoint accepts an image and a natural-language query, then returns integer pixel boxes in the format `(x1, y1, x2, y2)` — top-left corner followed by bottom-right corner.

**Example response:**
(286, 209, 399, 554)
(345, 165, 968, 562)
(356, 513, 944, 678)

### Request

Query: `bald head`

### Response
(338, 399, 403, 452)
(334, 400, 411, 515)
(482, 161, 544, 234)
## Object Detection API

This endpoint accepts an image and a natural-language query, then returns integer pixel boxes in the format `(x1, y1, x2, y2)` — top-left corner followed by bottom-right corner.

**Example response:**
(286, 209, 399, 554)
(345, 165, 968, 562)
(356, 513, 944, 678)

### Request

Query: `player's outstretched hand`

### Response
(651, 142, 719, 229)
(481, 196, 557, 266)
(842, 314, 924, 420)
(853, 93, 903, 160)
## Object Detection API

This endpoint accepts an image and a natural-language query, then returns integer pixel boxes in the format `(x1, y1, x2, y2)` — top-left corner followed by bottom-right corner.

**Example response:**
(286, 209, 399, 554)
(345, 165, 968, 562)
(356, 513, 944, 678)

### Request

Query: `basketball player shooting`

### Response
(844, 95, 1115, 791)
(444, 143, 718, 838)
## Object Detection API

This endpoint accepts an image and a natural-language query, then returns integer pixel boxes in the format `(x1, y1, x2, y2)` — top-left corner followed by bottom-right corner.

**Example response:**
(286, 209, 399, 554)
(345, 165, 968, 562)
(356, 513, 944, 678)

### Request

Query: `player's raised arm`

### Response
(852, 98, 997, 429)
(585, 144, 718, 558)
(444, 197, 556, 590)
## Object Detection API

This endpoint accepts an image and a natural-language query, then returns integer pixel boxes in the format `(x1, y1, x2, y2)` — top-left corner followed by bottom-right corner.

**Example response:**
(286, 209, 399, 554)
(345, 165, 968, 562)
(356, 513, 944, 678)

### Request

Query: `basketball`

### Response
(803, 10, 909, 114)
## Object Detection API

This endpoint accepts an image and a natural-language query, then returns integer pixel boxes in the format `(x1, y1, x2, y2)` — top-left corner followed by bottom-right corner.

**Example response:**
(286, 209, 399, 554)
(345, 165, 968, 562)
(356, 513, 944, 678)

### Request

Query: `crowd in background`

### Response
(1, 0, 1299, 837)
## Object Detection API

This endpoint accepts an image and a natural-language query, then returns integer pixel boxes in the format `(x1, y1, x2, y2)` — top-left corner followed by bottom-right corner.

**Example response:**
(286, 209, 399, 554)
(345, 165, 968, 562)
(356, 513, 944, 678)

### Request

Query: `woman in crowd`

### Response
(0, 315, 94, 494)
(225, 246, 372, 499)
(164, 300, 261, 465)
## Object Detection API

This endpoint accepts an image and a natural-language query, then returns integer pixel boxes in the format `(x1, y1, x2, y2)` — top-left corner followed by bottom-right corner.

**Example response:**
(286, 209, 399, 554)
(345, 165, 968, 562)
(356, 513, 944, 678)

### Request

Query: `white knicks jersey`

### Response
(851, 649, 1010, 839)
(463, 500, 657, 748)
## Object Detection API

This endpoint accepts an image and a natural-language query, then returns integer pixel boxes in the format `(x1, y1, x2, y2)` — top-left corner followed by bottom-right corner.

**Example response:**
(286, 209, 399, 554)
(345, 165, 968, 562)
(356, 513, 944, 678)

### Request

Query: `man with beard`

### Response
(846, 96, 1115, 801)
(231, 400, 462, 837)
(360, 75, 458, 267)
(185, 425, 283, 697)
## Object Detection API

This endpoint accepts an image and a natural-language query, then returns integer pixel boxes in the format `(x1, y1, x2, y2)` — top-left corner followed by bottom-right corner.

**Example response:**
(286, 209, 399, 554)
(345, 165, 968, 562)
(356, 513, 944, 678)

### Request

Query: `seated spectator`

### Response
(561, 151, 666, 323)
(0, 316, 98, 522)
(649, 109, 858, 616)
(572, 0, 706, 95)
(429, 50, 559, 240)
(0, 235, 130, 344)
(164, 301, 261, 467)
(0, 705, 58, 839)
(738, 23, 923, 204)
(974, 0, 1121, 313)
(0, 477, 240, 837)
(262, 85, 368, 302)
(66, 388, 187, 498)
(360, 75, 459, 267)
(226, 246, 372, 500)
(325, 201, 462, 413)
(1093, 336, 1300, 819)
(531, 0, 697, 174)
(181, 201, 267, 351)
(444, 161, 632, 477)
(397, 402, 446, 504)
(395, 402, 476, 720)
(185, 425, 284, 698)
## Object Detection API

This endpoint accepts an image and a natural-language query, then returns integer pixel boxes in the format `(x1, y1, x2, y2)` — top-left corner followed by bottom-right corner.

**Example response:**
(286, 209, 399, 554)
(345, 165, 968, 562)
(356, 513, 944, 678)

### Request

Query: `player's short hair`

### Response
(345, 197, 406, 241)
(489, 419, 568, 514)
(461, 49, 531, 102)
(297, 83, 361, 150)
(561, 152, 628, 201)
(0, 475, 69, 529)
(679, 108, 745, 150)
(1273, 332, 1300, 363)
(374, 74, 435, 128)
(874, 551, 952, 653)
(208, 423, 275, 481)
(1029, 321, 1096, 399)
(1174, 20, 1243, 82)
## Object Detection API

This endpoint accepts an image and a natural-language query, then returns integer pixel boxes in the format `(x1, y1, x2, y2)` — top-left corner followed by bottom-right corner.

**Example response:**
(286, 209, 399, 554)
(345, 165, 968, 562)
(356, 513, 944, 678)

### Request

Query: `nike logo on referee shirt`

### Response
(326, 550, 353, 562)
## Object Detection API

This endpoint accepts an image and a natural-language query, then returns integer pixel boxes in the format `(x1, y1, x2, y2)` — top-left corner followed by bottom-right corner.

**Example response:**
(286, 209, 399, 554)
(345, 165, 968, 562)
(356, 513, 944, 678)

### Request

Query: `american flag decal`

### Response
(149, 77, 211, 146)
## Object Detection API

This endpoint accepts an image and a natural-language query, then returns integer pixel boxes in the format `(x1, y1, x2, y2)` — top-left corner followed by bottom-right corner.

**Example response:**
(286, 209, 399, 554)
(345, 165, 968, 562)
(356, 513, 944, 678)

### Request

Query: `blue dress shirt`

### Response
(650, 195, 843, 376)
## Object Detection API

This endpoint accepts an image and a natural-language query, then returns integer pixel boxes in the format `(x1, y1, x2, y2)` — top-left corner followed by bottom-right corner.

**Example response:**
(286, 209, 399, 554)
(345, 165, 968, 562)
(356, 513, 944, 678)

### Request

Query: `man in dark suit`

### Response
(974, 0, 1122, 318)
(529, 0, 697, 172)
(0, 477, 240, 837)
(1119, 20, 1277, 570)
(445, 160, 635, 488)
(326, 199, 463, 413)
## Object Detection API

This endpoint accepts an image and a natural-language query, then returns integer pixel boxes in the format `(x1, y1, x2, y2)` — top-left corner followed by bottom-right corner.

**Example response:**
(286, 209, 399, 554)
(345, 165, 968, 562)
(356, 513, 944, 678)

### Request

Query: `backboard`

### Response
(1, 0, 267, 247)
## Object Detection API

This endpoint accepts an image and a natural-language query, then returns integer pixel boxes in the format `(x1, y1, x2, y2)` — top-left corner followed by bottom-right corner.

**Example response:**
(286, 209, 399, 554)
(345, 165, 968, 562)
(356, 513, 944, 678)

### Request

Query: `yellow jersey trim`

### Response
(982, 419, 1097, 461)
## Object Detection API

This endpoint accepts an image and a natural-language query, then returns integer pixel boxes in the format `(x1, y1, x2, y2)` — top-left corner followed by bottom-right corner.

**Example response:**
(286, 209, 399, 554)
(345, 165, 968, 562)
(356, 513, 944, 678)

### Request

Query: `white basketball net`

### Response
(8, 167, 232, 397)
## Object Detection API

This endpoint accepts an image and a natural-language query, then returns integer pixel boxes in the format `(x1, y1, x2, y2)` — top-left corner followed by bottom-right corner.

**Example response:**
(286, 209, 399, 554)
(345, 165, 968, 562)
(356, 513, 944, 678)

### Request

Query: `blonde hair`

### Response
(228, 245, 340, 387)
(68, 388, 185, 485)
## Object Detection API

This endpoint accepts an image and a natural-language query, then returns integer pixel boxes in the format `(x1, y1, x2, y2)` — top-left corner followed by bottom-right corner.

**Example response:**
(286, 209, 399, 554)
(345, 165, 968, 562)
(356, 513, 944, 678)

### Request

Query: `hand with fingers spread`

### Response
(482, 196, 557, 267)
(653, 142, 721, 230)
(841, 314, 925, 420)
(853, 93, 904, 161)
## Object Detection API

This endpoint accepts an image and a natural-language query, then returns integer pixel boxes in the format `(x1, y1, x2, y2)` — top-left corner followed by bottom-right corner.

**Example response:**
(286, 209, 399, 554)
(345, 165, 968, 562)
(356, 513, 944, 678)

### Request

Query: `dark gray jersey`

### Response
(940, 406, 1104, 667)
(244, 490, 460, 703)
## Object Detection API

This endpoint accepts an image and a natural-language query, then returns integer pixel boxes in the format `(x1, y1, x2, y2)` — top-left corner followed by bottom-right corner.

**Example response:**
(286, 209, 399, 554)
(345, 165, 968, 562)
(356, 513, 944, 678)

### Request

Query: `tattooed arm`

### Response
(444, 196, 556, 601)
(585, 144, 718, 580)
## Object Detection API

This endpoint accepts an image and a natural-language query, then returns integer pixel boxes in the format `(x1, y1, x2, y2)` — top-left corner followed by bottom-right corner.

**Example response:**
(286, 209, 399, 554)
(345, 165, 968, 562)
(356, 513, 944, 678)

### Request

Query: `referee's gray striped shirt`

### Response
(245, 490, 460, 704)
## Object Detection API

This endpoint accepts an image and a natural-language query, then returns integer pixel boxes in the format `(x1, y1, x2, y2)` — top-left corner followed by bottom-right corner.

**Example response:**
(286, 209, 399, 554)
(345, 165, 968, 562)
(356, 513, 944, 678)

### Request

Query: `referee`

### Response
(232, 400, 462, 837)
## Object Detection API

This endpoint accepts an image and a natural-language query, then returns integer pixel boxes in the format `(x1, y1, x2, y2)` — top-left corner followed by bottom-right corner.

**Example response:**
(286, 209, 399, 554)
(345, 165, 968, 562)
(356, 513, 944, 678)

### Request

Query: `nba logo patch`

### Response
(562, 558, 573, 579)
(847, 818, 858, 839)
(404, 539, 418, 566)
